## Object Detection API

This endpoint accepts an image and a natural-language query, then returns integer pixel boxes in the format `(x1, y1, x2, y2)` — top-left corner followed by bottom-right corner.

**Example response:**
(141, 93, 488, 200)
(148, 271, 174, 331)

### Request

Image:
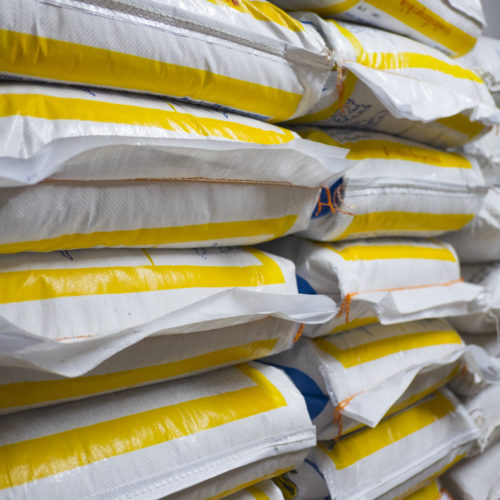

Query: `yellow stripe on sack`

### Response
(323, 242, 456, 262)
(330, 316, 378, 334)
(1, 30, 302, 122)
(314, 329, 462, 368)
(437, 113, 487, 140)
(0, 93, 296, 145)
(205, 0, 304, 32)
(364, 0, 477, 57)
(335, 212, 475, 240)
(300, 129, 472, 168)
(321, 391, 455, 470)
(330, 21, 481, 82)
(289, 71, 358, 125)
(247, 485, 271, 500)
(404, 481, 441, 500)
(308, 0, 361, 16)
(0, 339, 279, 410)
(0, 364, 287, 490)
(0, 247, 284, 304)
(0, 215, 298, 255)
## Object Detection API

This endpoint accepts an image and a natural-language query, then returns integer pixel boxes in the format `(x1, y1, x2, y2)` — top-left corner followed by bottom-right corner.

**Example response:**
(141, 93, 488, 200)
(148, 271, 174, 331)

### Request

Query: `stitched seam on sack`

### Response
(111, 429, 315, 500)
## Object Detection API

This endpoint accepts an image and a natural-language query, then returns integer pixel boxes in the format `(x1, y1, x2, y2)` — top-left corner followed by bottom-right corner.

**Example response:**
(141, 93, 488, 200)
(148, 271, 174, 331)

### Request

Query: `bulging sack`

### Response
(0, 83, 350, 253)
(0, 246, 336, 377)
(298, 127, 486, 241)
(312, 389, 479, 500)
(290, 17, 500, 148)
(450, 263, 500, 334)
(226, 479, 285, 500)
(267, 319, 465, 432)
(270, 0, 485, 57)
(262, 236, 486, 336)
(0, 0, 332, 122)
(443, 188, 500, 263)
(0, 362, 316, 500)
(442, 440, 500, 500)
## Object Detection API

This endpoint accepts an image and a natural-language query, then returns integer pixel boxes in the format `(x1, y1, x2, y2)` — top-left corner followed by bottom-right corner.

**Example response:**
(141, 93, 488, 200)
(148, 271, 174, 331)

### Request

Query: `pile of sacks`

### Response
(1, 0, 500, 498)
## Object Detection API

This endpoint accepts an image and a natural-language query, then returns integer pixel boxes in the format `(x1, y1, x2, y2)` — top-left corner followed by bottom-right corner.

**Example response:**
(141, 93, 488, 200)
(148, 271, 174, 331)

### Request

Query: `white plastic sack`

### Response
(450, 263, 500, 334)
(442, 188, 500, 263)
(442, 440, 500, 500)
(0, 246, 336, 378)
(268, 319, 465, 431)
(404, 480, 452, 500)
(459, 37, 500, 101)
(298, 128, 486, 241)
(0, 362, 316, 499)
(290, 17, 500, 148)
(0, 0, 332, 122)
(270, 0, 484, 57)
(262, 236, 486, 336)
(0, 316, 305, 416)
(312, 389, 479, 500)
(0, 83, 350, 253)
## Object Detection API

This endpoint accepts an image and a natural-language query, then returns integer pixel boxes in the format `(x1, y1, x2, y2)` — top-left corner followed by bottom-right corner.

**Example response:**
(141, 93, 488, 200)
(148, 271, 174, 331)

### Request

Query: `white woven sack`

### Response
(404, 480, 453, 500)
(443, 188, 500, 263)
(0, 0, 332, 123)
(0, 316, 305, 416)
(312, 389, 479, 500)
(270, 0, 484, 57)
(262, 236, 486, 336)
(0, 83, 350, 253)
(297, 128, 486, 241)
(459, 37, 500, 101)
(450, 263, 500, 334)
(225, 479, 285, 500)
(0, 246, 335, 377)
(442, 440, 500, 500)
(289, 17, 500, 148)
(268, 319, 465, 432)
(0, 362, 316, 500)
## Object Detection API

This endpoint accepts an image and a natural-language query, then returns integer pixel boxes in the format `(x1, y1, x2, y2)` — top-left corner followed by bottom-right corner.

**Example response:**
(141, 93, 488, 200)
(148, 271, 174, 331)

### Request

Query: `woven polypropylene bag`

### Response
(298, 127, 486, 241)
(0, 0, 332, 122)
(0, 83, 350, 253)
(269, 0, 485, 57)
(289, 17, 500, 149)
(0, 362, 316, 499)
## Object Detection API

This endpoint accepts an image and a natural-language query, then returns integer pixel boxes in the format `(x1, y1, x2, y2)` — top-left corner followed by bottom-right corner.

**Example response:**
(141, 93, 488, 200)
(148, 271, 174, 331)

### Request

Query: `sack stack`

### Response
(257, 1, 500, 498)
(0, 1, 350, 497)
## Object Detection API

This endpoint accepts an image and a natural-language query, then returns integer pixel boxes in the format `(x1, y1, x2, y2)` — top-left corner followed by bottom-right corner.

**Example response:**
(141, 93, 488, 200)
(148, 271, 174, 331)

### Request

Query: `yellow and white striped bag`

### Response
(0, 246, 335, 378)
(290, 18, 499, 148)
(0, 83, 350, 253)
(404, 480, 452, 500)
(313, 389, 479, 500)
(0, 0, 332, 123)
(262, 236, 486, 336)
(298, 128, 486, 241)
(0, 362, 316, 499)
(268, 319, 464, 432)
(269, 0, 484, 57)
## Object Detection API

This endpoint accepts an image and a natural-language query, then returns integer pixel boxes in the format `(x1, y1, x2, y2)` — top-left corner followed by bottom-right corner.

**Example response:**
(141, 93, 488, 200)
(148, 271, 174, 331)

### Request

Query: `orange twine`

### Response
(336, 279, 464, 324)
(333, 393, 359, 441)
(293, 323, 305, 343)
(315, 185, 354, 217)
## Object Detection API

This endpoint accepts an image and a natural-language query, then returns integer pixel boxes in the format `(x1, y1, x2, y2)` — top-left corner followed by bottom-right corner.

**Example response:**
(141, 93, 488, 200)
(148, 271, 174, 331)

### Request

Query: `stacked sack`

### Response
(0, 1, 362, 497)
(256, 0, 500, 497)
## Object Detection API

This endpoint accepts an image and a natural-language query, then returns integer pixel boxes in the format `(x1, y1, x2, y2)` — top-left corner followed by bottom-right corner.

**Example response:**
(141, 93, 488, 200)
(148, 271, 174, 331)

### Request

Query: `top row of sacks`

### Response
(1, 0, 499, 148)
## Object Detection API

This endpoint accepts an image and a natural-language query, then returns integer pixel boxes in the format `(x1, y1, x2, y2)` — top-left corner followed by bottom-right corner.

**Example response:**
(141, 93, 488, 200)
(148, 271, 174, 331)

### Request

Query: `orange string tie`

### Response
(336, 293, 356, 324)
(333, 393, 358, 442)
(293, 323, 305, 343)
(333, 185, 355, 216)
